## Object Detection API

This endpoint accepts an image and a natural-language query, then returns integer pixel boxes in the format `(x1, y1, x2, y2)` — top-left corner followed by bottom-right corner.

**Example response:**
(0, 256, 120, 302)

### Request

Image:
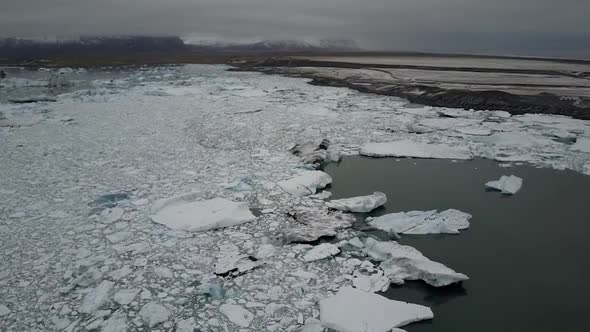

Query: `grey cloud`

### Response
(1, 0, 589, 57)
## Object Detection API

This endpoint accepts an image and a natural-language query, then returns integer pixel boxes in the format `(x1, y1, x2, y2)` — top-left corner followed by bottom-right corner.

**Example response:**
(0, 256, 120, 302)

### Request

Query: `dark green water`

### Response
(324, 156, 590, 332)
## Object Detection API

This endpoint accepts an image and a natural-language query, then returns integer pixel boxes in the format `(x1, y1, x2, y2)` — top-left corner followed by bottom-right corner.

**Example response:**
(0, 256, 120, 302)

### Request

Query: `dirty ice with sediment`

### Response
(1, 64, 590, 331)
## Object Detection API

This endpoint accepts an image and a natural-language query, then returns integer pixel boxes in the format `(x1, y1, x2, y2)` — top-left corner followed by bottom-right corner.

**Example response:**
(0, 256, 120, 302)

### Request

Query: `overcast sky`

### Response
(2, 0, 589, 57)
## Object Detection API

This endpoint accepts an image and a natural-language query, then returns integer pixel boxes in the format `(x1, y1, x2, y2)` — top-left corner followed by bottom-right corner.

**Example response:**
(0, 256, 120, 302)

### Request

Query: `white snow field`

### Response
(1, 64, 590, 331)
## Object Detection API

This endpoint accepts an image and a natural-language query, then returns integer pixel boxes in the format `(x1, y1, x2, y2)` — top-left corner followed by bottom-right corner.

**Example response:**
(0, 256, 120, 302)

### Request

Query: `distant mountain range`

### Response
(0, 36, 361, 59)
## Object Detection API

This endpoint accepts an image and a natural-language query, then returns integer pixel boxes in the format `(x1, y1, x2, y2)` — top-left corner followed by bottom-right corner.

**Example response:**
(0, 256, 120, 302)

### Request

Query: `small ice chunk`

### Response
(368, 209, 471, 235)
(277, 171, 332, 196)
(151, 193, 256, 232)
(326, 192, 387, 213)
(106, 231, 131, 244)
(0, 304, 11, 317)
(320, 287, 433, 332)
(360, 140, 473, 160)
(303, 243, 340, 262)
(114, 288, 141, 305)
(219, 304, 254, 327)
(214, 243, 262, 275)
(352, 269, 391, 293)
(101, 207, 124, 224)
(79, 280, 114, 313)
(289, 139, 332, 166)
(154, 267, 174, 279)
(485, 175, 523, 195)
(139, 302, 170, 328)
(570, 137, 590, 153)
(255, 244, 276, 259)
(176, 318, 198, 332)
(102, 313, 128, 332)
(301, 320, 323, 332)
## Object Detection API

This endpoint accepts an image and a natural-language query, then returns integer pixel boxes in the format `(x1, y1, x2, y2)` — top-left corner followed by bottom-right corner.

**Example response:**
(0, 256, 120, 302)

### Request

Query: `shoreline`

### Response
(232, 57, 590, 120)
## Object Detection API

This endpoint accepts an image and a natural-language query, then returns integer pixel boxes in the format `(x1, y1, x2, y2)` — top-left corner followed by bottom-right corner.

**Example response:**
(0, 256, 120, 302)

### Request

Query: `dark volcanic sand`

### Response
(324, 156, 590, 332)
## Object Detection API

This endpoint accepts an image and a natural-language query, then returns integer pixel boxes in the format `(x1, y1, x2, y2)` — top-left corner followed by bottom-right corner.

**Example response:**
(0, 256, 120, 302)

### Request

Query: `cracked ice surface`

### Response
(1, 64, 590, 331)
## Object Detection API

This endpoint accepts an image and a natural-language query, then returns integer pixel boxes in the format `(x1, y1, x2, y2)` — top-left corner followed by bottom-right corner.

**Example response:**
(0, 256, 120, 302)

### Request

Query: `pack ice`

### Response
(368, 209, 472, 235)
(320, 287, 433, 332)
(485, 175, 523, 195)
(360, 140, 473, 160)
(150, 193, 256, 231)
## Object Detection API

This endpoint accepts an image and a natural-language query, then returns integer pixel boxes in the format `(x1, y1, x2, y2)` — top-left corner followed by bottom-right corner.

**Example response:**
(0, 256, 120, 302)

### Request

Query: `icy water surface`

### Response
(325, 156, 590, 332)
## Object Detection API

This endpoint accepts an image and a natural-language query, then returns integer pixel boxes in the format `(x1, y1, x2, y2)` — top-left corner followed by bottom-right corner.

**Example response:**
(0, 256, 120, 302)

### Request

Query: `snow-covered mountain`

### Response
(185, 38, 361, 52)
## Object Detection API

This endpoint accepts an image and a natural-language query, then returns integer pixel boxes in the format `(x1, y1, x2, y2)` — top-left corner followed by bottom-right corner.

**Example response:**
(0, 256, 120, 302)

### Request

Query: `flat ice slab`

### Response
(278, 171, 332, 196)
(151, 193, 255, 231)
(360, 140, 473, 160)
(485, 175, 523, 195)
(368, 209, 471, 235)
(320, 287, 433, 332)
(326, 192, 387, 213)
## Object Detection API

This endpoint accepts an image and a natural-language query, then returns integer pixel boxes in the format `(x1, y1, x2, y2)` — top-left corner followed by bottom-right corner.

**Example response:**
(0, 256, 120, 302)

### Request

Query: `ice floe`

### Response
(364, 238, 468, 286)
(289, 138, 339, 167)
(303, 243, 341, 262)
(320, 287, 433, 332)
(284, 205, 355, 243)
(220, 304, 254, 327)
(326, 192, 387, 213)
(485, 175, 523, 195)
(79, 280, 114, 313)
(367, 209, 472, 235)
(139, 302, 170, 328)
(277, 171, 333, 196)
(214, 243, 262, 276)
(150, 193, 256, 231)
(360, 140, 473, 160)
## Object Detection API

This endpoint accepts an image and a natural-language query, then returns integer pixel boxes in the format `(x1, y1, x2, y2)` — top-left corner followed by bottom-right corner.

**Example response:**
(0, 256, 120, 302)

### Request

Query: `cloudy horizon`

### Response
(2, 0, 590, 57)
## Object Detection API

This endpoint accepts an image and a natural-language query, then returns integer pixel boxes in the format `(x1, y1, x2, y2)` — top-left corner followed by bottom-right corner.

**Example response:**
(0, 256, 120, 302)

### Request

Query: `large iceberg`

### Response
(320, 287, 433, 332)
(150, 193, 256, 231)
(367, 209, 471, 235)
(485, 175, 523, 195)
(360, 140, 473, 160)
(326, 192, 387, 213)
(364, 238, 468, 287)
(277, 171, 332, 196)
